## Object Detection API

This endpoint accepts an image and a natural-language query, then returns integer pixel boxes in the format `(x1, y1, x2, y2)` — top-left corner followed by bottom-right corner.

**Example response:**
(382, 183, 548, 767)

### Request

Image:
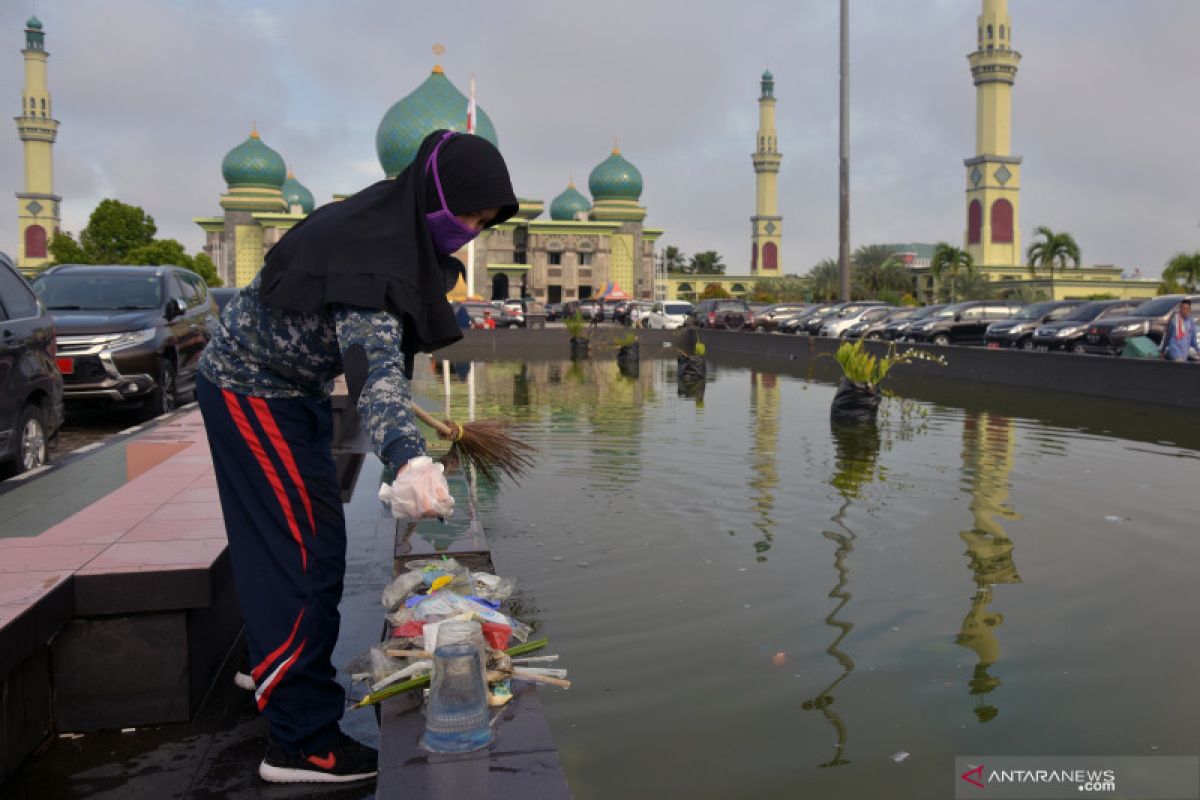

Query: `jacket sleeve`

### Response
(332, 305, 426, 470)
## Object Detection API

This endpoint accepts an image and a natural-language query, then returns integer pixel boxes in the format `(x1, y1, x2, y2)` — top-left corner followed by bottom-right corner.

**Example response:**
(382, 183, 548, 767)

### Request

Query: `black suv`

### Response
(1030, 300, 1141, 353)
(983, 300, 1085, 349)
(906, 301, 1024, 346)
(33, 265, 215, 417)
(688, 299, 753, 330)
(0, 253, 63, 473)
(1083, 294, 1200, 355)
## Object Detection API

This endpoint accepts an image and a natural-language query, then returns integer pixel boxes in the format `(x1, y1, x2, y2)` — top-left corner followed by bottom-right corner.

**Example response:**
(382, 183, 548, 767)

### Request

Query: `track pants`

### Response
(197, 374, 347, 755)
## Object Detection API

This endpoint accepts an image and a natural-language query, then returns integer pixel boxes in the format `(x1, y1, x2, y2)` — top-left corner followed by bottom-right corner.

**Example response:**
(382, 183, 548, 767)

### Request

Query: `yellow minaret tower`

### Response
(751, 70, 782, 276)
(14, 16, 60, 274)
(964, 0, 1021, 268)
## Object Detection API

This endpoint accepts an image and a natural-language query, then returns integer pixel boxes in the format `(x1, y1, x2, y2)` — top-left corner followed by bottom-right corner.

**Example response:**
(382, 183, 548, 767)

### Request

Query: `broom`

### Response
(409, 401, 536, 485)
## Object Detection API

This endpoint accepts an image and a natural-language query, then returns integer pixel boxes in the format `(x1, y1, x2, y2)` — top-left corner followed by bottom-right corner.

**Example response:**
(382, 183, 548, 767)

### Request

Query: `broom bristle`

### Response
(448, 418, 537, 485)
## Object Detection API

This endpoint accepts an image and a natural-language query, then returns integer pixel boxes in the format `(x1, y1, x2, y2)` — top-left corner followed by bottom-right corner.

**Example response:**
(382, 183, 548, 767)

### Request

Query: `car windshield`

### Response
(887, 308, 917, 320)
(1130, 296, 1186, 317)
(906, 305, 943, 321)
(715, 301, 746, 311)
(665, 304, 692, 314)
(1012, 302, 1059, 320)
(931, 306, 960, 319)
(1061, 302, 1109, 322)
(34, 273, 162, 310)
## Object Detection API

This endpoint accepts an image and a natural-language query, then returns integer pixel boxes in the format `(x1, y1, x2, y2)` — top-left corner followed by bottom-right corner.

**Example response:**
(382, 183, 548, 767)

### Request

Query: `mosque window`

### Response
(987, 24, 993, 39)
(579, 252, 592, 266)
(999, 25, 1005, 39)
(991, 199, 1014, 244)
(548, 252, 562, 265)
(751, 243, 758, 270)
(25, 225, 47, 259)
(967, 200, 983, 245)
(763, 242, 778, 270)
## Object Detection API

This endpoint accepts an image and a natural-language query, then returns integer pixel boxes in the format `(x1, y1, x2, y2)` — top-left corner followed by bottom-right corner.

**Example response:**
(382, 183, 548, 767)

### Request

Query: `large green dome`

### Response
(588, 147, 643, 201)
(282, 172, 315, 214)
(26, 16, 43, 30)
(221, 131, 287, 189)
(549, 181, 590, 221)
(376, 68, 499, 178)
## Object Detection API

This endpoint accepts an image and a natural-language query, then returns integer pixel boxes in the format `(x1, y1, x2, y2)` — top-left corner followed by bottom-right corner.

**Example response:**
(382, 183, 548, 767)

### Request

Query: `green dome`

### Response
(375, 68, 499, 178)
(762, 69, 773, 80)
(26, 16, 43, 30)
(549, 182, 590, 221)
(281, 172, 315, 214)
(221, 131, 287, 189)
(588, 148, 643, 201)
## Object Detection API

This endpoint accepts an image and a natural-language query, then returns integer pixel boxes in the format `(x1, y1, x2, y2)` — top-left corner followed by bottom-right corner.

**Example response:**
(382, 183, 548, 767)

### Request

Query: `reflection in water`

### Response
(956, 412, 1022, 723)
(749, 372, 780, 561)
(803, 421, 881, 768)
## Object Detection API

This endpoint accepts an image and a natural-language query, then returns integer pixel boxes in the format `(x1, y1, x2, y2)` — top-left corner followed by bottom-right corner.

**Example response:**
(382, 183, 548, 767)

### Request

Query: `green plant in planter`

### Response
(564, 312, 588, 340)
(832, 339, 945, 389)
(694, 341, 706, 357)
(614, 332, 638, 349)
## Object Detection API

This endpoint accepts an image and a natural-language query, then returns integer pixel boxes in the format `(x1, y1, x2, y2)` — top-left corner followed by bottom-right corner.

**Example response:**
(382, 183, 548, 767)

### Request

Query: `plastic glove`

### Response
(380, 456, 454, 520)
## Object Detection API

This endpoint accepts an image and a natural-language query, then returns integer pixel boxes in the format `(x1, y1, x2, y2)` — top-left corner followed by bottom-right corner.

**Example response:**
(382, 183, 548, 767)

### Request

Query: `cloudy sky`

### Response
(2, 0, 1197, 278)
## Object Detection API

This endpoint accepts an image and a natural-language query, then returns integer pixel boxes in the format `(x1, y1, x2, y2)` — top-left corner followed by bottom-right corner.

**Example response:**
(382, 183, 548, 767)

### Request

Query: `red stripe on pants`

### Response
(252, 606, 306, 683)
(249, 396, 317, 537)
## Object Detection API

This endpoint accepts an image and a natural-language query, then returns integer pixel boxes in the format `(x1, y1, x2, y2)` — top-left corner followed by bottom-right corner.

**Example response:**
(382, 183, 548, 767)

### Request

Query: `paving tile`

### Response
(144, 502, 225, 522)
(0, 571, 70, 606)
(0, 541, 107, 572)
(81, 538, 227, 572)
(121, 517, 228, 543)
(170, 487, 222, 504)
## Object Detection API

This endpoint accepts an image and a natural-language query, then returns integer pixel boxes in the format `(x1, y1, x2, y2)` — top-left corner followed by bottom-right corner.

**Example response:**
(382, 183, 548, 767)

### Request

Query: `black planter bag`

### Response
(830, 376, 881, 423)
(617, 342, 640, 363)
(618, 358, 640, 379)
(677, 355, 706, 384)
(570, 337, 590, 360)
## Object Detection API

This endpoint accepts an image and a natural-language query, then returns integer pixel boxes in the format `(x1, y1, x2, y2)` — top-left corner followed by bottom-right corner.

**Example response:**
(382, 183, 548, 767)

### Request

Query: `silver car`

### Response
(819, 303, 892, 337)
(645, 301, 694, 330)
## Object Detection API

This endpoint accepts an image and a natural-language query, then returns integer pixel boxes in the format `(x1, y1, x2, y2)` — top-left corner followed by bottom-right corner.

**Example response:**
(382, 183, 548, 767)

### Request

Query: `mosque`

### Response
(194, 62, 664, 302)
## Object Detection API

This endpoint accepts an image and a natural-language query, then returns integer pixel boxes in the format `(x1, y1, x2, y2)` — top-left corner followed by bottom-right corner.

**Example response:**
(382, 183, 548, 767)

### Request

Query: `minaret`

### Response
(964, 0, 1021, 268)
(751, 70, 782, 276)
(14, 16, 61, 274)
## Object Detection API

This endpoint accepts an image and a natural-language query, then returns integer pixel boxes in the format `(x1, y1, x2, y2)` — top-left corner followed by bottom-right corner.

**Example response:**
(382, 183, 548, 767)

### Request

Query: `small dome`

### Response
(549, 181, 590, 221)
(762, 69, 773, 81)
(26, 16, 43, 30)
(281, 171, 315, 214)
(375, 68, 499, 177)
(588, 147, 643, 202)
(221, 129, 287, 189)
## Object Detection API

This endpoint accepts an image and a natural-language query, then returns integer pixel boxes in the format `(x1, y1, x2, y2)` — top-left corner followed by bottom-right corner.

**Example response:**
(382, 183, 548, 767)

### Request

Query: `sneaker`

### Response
(258, 733, 379, 784)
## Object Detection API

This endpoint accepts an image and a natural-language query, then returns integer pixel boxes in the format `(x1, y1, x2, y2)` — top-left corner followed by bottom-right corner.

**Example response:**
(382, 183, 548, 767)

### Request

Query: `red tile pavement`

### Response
(78, 538, 228, 573)
(168, 487, 222, 504)
(0, 571, 70, 606)
(144, 502, 224, 522)
(0, 542, 108, 572)
(121, 517, 228, 543)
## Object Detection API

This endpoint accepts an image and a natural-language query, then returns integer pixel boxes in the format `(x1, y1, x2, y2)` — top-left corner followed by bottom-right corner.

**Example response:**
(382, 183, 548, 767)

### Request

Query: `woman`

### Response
(197, 130, 517, 784)
(1160, 298, 1196, 362)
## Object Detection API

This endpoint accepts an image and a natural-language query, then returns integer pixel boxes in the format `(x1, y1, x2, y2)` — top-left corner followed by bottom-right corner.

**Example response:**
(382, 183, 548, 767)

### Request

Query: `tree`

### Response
(1162, 252, 1200, 292)
(852, 244, 909, 299)
(78, 198, 157, 264)
(929, 242, 976, 303)
(48, 231, 88, 265)
(952, 271, 994, 301)
(689, 251, 725, 275)
(191, 253, 222, 288)
(1026, 226, 1081, 293)
(999, 284, 1048, 303)
(700, 282, 731, 299)
(663, 245, 689, 274)
(752, 276, 809, 303)
(126, 238, 190, 267)
(806, 258, 843, 302)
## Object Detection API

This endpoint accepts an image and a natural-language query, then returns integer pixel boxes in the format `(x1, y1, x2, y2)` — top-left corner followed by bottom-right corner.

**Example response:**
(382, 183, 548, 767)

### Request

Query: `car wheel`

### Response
(932, 333, 951, 347)
(1070, 342, 1087, 354)
(142, 358, 178, 420)
(13, 403, 47, 474)
(509, 322, 519, 329)
(866, 333, 881, 340)
(1020, 338, 1035, 350)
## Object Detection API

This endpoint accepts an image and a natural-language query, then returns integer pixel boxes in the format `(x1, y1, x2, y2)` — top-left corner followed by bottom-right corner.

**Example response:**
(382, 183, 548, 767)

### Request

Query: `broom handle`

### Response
(512, 669, 572, 689)
(410, 402, 456, 438)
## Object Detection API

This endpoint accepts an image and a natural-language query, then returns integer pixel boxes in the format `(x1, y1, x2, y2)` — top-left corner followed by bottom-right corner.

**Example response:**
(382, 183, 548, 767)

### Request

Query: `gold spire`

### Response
(250, 121, 259, 139)
(432, 43, 445, 74)
(612, 137, 620, 155)
(287, 169, 295, 179)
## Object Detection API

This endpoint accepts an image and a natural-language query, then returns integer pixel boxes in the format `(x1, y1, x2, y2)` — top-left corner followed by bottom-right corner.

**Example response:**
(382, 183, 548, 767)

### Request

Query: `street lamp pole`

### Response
(838, 0, 851, 302)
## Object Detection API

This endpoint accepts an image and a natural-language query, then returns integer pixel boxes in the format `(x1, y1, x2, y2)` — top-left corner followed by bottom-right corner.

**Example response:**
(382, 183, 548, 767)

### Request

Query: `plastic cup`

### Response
(419, 642, 494, 754)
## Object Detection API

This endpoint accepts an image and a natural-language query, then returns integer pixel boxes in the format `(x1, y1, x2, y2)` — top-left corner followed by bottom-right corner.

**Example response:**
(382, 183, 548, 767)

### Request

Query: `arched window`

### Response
(763, 242, 778, 270)
(967, 200, 983, 245)
(677, 283, 693, 294)
(991, 199, 1014, 244)
(751, 243, 758, 270)
(999, 25, 1005, 39)
(24, 225, 47, 259)
(731, 284, 746, 295)
(987, 24, 993, 39)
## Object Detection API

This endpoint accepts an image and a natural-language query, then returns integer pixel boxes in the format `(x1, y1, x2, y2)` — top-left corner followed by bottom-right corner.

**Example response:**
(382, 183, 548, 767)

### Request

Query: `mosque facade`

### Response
(196, 64, 663, 300)
(13, 16, 60, 275)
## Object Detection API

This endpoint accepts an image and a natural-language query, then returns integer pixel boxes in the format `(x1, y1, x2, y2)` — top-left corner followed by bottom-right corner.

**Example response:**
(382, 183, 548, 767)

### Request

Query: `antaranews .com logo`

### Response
(960, 764, 1115, 793)
(954, 756, 1199, 799)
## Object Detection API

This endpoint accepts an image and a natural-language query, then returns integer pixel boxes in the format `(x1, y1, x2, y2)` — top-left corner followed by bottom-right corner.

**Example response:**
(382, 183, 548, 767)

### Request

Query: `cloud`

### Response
(2, 0, 1197, 279)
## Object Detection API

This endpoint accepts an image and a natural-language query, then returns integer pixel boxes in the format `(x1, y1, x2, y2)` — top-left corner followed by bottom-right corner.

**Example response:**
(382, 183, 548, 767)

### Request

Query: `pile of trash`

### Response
(347, 557, 567, 711)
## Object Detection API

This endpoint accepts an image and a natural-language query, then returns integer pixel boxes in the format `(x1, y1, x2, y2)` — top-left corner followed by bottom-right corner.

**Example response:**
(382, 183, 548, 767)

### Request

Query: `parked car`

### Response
(804, 302, 886, 337)
(545, 303, 563, 322)
(626, 301, 654, 327)
(906, 301, 1024, 346)
(751, 304, 812, 333)
(458, 300, 495, 327)
(0, 253, 63, 473)
(645, 300, 694, 330)
(1030, 300, 1142, 353)
(846, 307, 918, 340)
(688, 299, 753, 330)
(881, 304, 947, 341)
(495, 305, 525, 328)
(983, 300, 1086, 349)
(820, 304, 893, 338)
(778, 304, 834, 334)
(793, 303, 849, 335)
(577, 300, 600, 321)
(1083, 294, 1200, 355)
(32, 264, 215, 417)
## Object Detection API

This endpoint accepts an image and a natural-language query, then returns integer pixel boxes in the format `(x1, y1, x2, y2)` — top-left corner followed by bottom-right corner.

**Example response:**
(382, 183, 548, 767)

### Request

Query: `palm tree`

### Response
(1163, 252, 1200, 292)
(953, 271, 994, 301)
(852, 244, 909, 299)
(929, 242, 975, 303)
(663, 245, 688, 274)
(689, 250, 726, 275)
(807, 258, 843, 302)
(1026, 227, 1081, 295)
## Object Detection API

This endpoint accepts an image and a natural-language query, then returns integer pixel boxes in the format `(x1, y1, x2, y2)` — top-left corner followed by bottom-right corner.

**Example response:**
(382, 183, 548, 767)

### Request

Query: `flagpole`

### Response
(466, 73, 478, 300)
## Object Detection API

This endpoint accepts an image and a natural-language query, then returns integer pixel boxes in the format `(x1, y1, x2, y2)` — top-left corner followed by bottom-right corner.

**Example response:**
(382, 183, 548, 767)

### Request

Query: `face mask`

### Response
(424, 132, 482, 255)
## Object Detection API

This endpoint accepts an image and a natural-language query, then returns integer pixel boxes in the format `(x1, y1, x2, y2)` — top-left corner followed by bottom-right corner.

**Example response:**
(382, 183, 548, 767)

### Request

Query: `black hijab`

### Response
(258, 129, 518, 362)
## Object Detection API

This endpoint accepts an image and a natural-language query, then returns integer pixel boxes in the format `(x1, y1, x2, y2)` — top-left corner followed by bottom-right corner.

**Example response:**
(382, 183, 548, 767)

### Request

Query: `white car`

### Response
(820, 304, 892, 337)
(645, 301, 694, 330)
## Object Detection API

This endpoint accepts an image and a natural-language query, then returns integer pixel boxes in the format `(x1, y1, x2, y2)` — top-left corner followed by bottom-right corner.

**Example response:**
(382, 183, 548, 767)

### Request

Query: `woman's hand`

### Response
(379, 456, 455, 520)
